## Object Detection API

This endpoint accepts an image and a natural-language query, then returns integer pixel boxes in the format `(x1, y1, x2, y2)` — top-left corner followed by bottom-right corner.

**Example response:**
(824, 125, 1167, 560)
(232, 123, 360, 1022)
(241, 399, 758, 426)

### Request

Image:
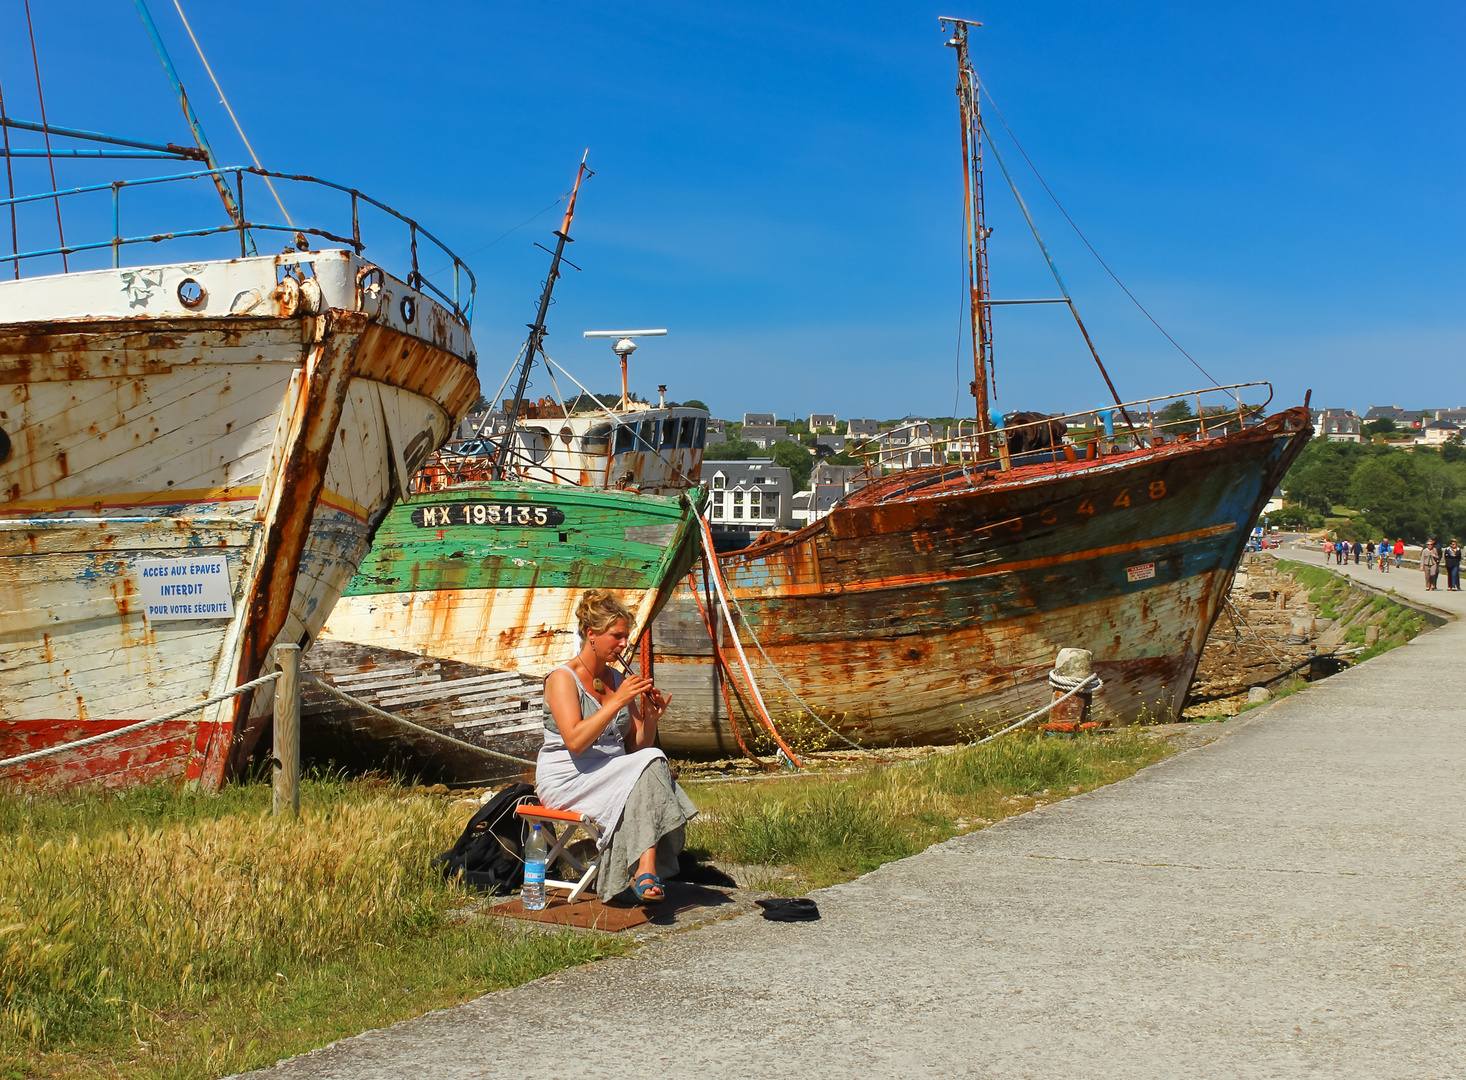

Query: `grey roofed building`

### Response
(847, 418, 880, 438)
(815, 433, 846, 453)
(740, 424, 792, 449)
(1364, 405, 1404, 421)
(811, 462, 868, 489)
(743, 412, 776, 427)
(705, 459, 794, 530)
(809, 413, 837, 431)
(704, 418, 727, 445)
(1313, 408, 1362, 443)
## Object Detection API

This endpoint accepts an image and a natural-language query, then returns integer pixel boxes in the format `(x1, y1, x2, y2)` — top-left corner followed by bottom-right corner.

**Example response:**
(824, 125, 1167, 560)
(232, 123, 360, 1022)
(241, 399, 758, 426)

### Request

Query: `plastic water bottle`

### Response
(522, 824, 549, 910)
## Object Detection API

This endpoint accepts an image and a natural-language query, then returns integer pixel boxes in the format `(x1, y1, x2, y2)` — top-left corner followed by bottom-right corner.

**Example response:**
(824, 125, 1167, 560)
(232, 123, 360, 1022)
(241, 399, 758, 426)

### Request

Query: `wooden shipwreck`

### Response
(0, 62, 479, 789)
(303, 160, 708, 782)
(649, 19, 1314, 757)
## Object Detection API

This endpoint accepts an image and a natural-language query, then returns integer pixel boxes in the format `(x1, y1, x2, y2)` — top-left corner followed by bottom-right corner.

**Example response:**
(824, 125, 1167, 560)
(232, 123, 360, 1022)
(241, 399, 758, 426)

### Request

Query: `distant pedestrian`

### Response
(1379, 537, 1391, 573)
(1446, 540, 1463, 591)
(1422, 538, 1441, 591)
(1338, 539, 1350, 565)
(1394, 538, 1405, 567)
(1353, 540, 1361, 564)
(1365, 540, 1376, 568)
(1324, 538, 1334, 563)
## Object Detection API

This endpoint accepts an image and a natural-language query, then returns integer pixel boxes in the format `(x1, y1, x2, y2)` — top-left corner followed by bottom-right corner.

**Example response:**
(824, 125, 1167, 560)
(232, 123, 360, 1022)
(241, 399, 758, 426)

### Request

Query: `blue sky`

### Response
(3, 1, 1462, 421)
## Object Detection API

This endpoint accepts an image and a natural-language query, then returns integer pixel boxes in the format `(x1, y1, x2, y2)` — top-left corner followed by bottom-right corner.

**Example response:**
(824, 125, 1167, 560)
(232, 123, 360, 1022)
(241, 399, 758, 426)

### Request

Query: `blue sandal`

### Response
(632, 873, 664, 903)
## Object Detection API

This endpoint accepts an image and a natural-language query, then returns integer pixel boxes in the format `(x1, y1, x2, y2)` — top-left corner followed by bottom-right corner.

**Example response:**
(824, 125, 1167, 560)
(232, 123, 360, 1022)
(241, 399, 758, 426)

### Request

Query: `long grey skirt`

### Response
(596, 758, 698, 899)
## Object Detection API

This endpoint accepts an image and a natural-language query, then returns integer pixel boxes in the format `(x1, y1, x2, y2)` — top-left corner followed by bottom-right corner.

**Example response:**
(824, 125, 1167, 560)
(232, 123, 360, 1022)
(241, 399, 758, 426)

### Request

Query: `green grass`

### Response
(0, 777, 621, 1080)
(684, 731, 1170, 891)
(1274, 558, 1429, 663)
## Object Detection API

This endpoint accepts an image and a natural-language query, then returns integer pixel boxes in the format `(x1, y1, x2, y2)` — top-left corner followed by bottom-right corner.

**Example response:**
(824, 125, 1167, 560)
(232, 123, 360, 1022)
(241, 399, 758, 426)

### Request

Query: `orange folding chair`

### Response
(514, 803, 602, 903)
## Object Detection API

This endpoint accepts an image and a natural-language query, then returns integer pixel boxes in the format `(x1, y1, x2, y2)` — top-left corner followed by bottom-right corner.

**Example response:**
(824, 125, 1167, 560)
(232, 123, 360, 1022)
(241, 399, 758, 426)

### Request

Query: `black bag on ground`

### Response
(435, 782, 536, 894)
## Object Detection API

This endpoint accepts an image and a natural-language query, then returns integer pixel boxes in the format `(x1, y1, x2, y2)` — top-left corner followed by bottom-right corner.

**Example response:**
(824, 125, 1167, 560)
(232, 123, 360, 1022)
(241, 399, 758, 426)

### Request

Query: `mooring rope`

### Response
(301, 673, 535, 768)
(974, 673, 1103, 745)
(0, 669, 283, 772)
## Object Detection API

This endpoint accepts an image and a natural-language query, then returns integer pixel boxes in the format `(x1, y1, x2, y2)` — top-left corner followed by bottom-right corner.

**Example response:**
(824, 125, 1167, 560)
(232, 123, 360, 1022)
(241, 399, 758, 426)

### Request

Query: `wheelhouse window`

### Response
(678, 418, 696, 448)
(693, 418, 706, 448)
(614, 424, 636, 454)
(660, 419, 678, 449)
(637, 420, 656, 450)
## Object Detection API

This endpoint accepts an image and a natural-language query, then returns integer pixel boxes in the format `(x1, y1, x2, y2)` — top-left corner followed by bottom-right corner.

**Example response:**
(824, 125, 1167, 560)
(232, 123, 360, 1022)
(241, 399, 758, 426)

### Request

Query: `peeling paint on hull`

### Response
(307, 484, 704, 777)
(0, 254, 477, 790)
(652, 408, 1313, 756)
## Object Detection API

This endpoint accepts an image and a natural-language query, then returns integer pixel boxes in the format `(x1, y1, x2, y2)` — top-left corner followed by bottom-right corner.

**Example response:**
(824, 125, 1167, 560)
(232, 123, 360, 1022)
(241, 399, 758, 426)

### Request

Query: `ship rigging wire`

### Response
(170, 0, 293, 229)
(22, 0, 65, 271)
(975, 77, 1222, 389)
(0, 73, 17, 277)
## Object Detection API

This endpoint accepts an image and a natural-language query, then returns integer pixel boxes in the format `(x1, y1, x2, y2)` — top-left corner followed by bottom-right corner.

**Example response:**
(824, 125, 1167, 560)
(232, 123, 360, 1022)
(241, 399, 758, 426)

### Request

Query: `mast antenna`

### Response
(942, 16, 994, 458)
(493, 152, 594, 481)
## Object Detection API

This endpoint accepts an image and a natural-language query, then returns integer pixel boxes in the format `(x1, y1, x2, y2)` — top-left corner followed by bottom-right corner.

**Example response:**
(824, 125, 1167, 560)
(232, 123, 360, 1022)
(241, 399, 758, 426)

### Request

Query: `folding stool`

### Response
(514, 803, 602, 903)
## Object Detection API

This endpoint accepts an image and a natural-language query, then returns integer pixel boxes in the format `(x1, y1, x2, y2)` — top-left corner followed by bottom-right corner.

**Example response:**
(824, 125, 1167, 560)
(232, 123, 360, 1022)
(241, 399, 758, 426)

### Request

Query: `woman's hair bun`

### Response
(576, 589, 634, 637)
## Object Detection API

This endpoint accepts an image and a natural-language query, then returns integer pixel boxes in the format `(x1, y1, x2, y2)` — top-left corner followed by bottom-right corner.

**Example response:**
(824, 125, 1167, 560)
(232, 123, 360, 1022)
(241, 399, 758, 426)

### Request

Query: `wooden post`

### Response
(273, 644, 301, 817)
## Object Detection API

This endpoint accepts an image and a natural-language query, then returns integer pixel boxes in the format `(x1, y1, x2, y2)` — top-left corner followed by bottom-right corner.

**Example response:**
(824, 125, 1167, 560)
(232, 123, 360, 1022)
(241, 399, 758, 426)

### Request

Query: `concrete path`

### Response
(244, 565, 1466, 1079)
(1282, 542, 1466, 617)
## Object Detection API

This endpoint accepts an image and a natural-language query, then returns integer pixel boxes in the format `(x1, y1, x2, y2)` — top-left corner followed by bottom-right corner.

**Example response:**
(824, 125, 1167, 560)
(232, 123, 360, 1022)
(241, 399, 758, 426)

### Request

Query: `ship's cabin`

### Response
(427, 405, 709, 496)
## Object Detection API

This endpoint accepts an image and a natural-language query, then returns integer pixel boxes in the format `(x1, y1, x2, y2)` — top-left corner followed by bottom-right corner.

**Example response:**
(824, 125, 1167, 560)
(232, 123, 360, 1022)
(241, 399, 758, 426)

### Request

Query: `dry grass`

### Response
(0, 776, 619, 1079)
(685, 730, 1170, 891)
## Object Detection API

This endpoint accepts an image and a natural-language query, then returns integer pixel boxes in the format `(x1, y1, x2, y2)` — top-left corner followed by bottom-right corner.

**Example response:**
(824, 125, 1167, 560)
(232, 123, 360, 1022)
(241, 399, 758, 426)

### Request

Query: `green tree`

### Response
(772, 440, 815, 490)
(1269, 504, 1324, 530)
(1155, 399, 1198, 435)
(1363, 417, 1397, 437)
(703, 439, 761, 461)
(680, 399, 708, 412)
(1348, 455, 1422, 539)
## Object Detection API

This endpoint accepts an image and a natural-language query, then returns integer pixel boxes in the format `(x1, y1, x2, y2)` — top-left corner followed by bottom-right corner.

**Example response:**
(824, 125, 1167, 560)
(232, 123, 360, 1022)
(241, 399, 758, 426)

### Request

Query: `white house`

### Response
(706, 460, 794, 531)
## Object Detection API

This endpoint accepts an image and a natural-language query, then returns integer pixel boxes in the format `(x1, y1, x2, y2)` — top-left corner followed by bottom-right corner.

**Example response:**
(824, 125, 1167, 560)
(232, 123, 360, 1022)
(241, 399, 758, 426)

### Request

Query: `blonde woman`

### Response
(535, 590, 697, 903)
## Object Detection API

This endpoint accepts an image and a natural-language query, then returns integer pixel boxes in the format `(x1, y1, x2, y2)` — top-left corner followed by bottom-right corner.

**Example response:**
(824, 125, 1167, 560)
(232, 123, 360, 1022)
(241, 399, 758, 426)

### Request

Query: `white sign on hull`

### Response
(137, 557, 236, 620)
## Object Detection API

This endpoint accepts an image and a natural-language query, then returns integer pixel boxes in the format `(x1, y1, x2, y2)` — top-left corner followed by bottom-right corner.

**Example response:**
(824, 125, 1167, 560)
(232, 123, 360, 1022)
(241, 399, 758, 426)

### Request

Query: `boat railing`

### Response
(0, 166, 476, 327)
(853, 382, 1276, 475)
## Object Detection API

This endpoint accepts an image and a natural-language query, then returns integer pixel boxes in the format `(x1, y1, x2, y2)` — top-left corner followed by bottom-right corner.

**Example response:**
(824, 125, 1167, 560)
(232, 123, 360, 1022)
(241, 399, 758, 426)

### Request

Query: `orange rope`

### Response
(695, 517, 804, 768)
(687, 568, 773, 770)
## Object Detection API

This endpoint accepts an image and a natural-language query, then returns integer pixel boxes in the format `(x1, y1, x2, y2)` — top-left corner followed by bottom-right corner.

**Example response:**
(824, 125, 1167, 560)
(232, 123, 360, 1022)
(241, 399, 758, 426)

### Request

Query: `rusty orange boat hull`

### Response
(652, 407, 1312, 755)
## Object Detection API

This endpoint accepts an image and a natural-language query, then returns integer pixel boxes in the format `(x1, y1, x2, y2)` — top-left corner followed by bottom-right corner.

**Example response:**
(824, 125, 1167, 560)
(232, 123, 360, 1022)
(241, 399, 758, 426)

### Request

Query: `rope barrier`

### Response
(0, 669, 282, 772)
(301, 673, 535, 768)
(974, 674, 1102, 745)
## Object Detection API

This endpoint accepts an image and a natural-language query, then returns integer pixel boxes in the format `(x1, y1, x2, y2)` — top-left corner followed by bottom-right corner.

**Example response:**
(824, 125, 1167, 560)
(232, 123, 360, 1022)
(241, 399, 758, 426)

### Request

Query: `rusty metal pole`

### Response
(272, 644, 300, 817)
(639, 627, 655, 731)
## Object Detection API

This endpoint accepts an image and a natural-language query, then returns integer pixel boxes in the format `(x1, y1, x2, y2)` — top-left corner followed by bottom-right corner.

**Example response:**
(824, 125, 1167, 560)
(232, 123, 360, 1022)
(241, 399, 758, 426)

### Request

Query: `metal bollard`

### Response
(272, 644, 301, 818)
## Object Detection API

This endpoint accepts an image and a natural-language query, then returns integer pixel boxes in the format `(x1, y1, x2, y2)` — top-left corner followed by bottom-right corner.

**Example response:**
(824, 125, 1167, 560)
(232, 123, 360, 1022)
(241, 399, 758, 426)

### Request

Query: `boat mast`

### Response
(944, 17, 994, 457)
(494, 153, 594, 481)
(131, 0, 248, 244)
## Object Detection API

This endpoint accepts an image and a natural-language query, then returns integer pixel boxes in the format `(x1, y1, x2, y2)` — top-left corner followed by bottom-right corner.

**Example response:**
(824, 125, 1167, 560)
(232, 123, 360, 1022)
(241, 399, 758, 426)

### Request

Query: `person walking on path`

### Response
(1395, 538, 1405, 567)
(1445, 539, 1463, 591)
(1354, 540, 1362, 564)
(1324, 538, 1334, 563)
(1422, 538, 1442, 591)
(1338, 539, 1350, 565)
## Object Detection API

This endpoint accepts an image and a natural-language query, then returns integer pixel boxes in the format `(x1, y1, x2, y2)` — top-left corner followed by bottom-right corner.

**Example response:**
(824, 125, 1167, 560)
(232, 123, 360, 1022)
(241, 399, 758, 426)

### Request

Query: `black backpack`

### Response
(435, 783, 537, 894)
